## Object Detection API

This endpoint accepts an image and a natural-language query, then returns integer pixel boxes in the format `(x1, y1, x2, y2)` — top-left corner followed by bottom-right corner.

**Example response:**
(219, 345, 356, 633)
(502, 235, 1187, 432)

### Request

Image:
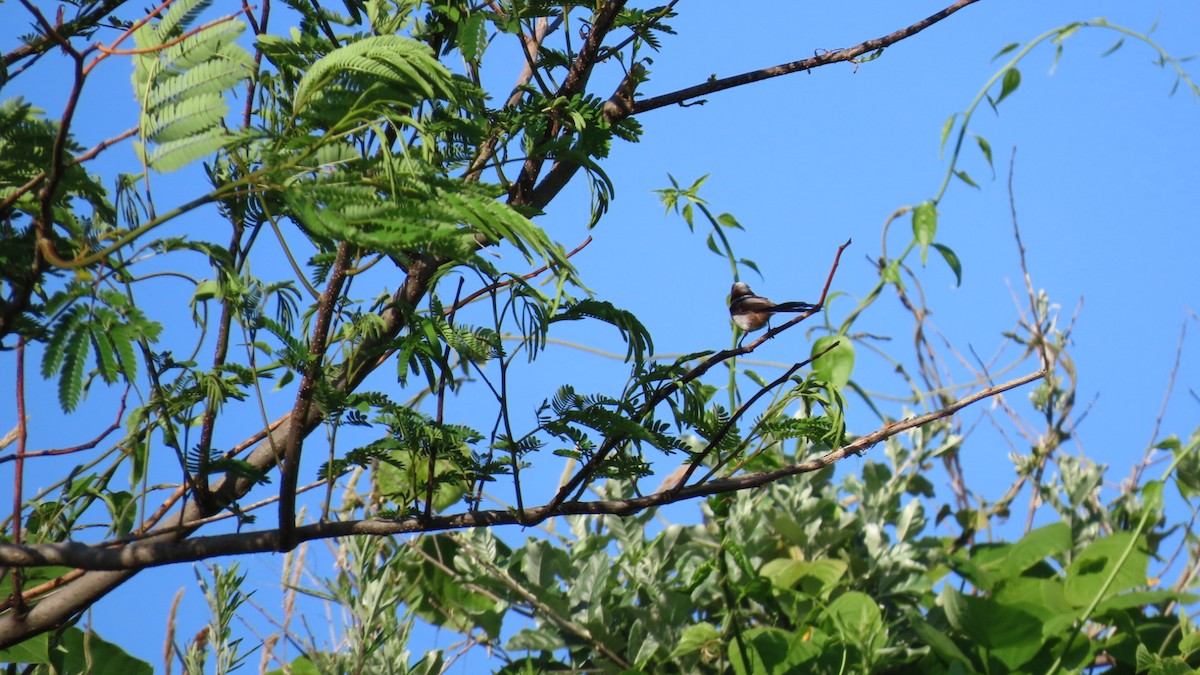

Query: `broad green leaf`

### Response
(812, 336, 854, 389)
(57, 627, 153, 675)
(968, 522, 1070, 587)
(670, 622, 719, 658)
(735, 627, 793, 675)
(939, 586, 1042, 670)
(996, 67, 1022, 105)
(894, 498, 925, 542)
(1094, 589, 1197, 614)
(824, 591, 882, 646)
(1064, 532, 1148, 606)
(1142, 479, 1164, 512)
(0, 633, 49, 664)
(912, 621, 973, 668)
(506, 627, 566, 651)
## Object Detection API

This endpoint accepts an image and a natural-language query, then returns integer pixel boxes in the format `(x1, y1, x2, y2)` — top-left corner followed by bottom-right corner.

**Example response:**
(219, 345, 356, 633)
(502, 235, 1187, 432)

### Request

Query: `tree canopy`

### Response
(1, 0, 1198, 672)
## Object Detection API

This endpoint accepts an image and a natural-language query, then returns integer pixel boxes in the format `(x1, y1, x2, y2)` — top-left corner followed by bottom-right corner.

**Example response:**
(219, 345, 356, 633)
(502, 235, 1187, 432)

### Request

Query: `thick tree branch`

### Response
(0, 366, 1045, 572)
(511, 0, 628, 206)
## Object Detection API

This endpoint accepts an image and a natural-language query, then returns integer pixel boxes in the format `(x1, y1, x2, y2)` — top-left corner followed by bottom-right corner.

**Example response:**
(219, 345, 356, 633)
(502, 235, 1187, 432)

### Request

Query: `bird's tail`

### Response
(771, 301, 819, 313)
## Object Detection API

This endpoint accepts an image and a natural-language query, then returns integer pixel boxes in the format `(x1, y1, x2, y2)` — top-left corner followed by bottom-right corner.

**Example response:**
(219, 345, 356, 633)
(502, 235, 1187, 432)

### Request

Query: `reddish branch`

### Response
(0, 393, 127, 465)
(8, 340, 29, 618)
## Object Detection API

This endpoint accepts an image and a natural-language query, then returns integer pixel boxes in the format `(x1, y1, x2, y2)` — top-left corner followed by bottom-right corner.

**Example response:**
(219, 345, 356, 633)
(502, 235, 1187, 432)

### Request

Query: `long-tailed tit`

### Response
(729, 281, 818, 336)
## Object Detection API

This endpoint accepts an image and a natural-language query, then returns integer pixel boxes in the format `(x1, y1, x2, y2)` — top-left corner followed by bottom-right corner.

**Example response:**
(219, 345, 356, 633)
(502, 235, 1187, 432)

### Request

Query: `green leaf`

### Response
(953, 169, 979, 189)
(456, 12, 487, 62)
(550, 299, 653, 363)
(939, 586, 1042, 670)
(1142, 479, 1164, 512)
(995, 67, 1021, 105)
(974, 134, 994, 169)
(731, 627, 794, 675)
(880, 260, 903, 288)
(990, 577, 1073, 627)
(932, 243, 963, 287)
(811, 336, 854, 389)
(506, 627, 566, 651)
(59, 325, 89, 412)
(1064, 532, 1148, 606)
(670, 622, 719, 657)
(143, 94, 229, 143)
(912, 621, 973, 668)
(267, 657, 321, 675)
(824, 591, 883, 647)
(292, 35, 455, 117)
(993, 522, 1071, 583)
(56, 627, 153, 675)
(0, 632, 49, 664)
(130, 6, 251, 173)
(992, 42, 1021, 61)
(717, 212, 743, 230)
(939, 113, 957, 157)
(138, 130, 237, 173)
(912, 201, 937, 265)
(1094, 589, 1197, 614)
(894, 499, 925, 542)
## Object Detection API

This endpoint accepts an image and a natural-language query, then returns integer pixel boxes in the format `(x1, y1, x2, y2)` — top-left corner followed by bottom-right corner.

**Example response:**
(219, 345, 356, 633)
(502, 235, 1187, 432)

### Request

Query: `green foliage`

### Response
(549, 298, 654, 363)
(131, 0, 255, 172)
(40, 285, 162, 411)
(0, 625, 153, 674)
(2, 2, 1199, 673)
(180, 564, 253, 675)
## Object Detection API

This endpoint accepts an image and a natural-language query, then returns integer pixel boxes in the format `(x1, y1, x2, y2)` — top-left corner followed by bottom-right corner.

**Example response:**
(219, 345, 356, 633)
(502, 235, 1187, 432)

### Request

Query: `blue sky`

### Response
(2, 0, 1198, 669)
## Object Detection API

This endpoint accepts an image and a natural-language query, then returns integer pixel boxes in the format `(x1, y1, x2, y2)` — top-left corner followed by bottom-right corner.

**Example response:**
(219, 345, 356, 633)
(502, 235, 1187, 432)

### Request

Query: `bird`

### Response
(729, 281, 819, 339)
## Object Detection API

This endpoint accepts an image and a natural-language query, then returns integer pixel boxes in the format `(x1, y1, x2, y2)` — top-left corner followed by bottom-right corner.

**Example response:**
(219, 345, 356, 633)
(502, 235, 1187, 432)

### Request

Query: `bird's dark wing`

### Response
(769, 301, 819, 313)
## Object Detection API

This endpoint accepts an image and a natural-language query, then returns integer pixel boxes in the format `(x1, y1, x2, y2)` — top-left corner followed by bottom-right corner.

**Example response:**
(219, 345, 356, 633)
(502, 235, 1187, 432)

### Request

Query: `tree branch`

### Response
(634, 0, 981, 114)
(0, 366, 1045, 572)
(277, 241, 352, 550)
